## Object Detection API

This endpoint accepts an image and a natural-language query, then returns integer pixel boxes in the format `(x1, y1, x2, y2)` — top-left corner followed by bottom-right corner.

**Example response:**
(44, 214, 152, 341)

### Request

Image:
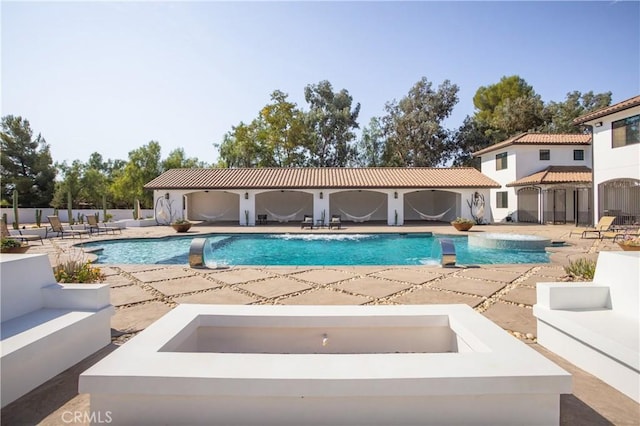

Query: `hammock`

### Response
(338, 201, 385, 223)
(200, 208, 231, 221)
(406, 200, 453, 221)
(264, 206, 307, 223)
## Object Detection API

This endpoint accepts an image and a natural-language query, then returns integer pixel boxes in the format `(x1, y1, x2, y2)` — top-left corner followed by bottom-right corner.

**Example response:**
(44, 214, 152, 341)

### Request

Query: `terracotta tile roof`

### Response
(472, 133, 591, 156)
(144, 167, 501, 190)
(574, 95, 640, 124)
(506, 166, 592, 187)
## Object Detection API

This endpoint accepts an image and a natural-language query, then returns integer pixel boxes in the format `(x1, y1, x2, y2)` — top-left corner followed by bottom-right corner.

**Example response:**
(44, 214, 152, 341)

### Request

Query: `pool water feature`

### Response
(84, 233, 549, 265)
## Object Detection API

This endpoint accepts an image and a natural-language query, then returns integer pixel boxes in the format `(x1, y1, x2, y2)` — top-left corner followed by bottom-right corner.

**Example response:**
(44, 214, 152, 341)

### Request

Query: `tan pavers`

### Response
(103, 274, 135, 287)
(206, 268, 274, 284)
(487, 264, 536, 273)
(239, 277, 312, 298)
(291, 269, 356, 285)
(536, 266, 569, 278)
(110, 285, 156, 307)
(98, 266, 121, 276)
(431, 276, 506, 297)
(372, 268, 441, 284)
(111, 302, 172, 333)
(131, 268, 195, 283)
(280, 289, 369, 305)
(174, 288, 258, 304)
(115, 264, 165, 273)
(392, 288, 482, 308)
(458, 267, 521, 283)
(482, 302, 536, 336)
(335, 277, 412, 298)
(501, 287, 537, 306)
(261, 266, 313, 275)
(337, 266, 393, 275)
(519, 274, 559, 287)
(148, 276, 222, 296)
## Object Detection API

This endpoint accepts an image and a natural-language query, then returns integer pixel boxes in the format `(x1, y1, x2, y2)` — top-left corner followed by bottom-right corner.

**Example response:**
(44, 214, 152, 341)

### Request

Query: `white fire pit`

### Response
(80, 304, 570, 425)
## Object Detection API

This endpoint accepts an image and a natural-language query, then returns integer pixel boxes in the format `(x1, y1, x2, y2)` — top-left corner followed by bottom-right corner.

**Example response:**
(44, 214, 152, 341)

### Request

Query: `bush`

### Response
(53, 248, 105, 283)
(564, 258, 596, 281)
(1, 238, 22, 249)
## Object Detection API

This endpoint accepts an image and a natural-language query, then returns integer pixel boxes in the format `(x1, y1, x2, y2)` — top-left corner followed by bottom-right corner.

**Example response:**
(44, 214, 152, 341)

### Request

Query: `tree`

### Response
(0, 115, 56, 206)
(450, 116, 493, 168)
(161, 148, 205, 170)
(216, 121, 266, 168)
(50, 160, 83, 209)
(541, 91, 612, 133)
(382, 77, 459, 167)
(473, 75, 543, 141)
(111, 141, 162, 208)
(259, 90, 308, 167)
(354, 117, 386, 166)
(304, 80, 361, 167)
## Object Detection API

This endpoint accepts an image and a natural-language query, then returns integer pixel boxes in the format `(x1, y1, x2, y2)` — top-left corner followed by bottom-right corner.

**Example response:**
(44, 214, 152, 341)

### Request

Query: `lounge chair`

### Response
(328, 215, 342, 230)
(87, 215, 122, 235)
(47, 215, 90, 239)
(301, 215, 313, 229)
(1, 220, 44, 245)
(256, 214, 268, 225)
(601, 227, 640, 242)
(569, 216, 616, 239)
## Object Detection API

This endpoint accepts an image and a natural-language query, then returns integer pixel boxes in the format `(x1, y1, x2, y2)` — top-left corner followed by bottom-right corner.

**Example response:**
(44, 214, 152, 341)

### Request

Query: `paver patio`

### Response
(1, 222, 638, 425)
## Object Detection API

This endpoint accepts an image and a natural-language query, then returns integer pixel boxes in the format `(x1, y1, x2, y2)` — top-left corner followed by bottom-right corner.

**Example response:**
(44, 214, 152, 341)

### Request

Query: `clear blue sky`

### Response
(2, 1, 639, 166)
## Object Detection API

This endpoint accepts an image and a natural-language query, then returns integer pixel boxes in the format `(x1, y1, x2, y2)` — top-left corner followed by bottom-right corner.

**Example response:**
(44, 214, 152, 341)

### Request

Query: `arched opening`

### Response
(517, 187, 539, 223)
(403, 190, 459, 222)
(187, 191, 239, 222)
(256, 190, 313, 223)
(598, 178, 640, 225)
(329, 190, 387, 222)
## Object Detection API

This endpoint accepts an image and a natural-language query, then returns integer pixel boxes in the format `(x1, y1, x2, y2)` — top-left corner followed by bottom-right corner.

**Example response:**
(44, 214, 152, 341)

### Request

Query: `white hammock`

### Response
(406, 200, 453, 221)
(338, 201, 385, 223)
(264, 206, 307, 223)
(200, 208, 231, 221)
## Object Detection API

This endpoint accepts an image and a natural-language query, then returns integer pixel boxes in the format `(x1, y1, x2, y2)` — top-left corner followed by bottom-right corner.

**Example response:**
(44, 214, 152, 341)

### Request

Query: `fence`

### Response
(0, 208, 155, 225)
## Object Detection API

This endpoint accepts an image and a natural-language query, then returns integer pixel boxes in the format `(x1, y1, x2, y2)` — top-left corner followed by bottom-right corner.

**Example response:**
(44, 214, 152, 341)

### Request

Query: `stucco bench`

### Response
(1, 254, 113, 408)
(533, 251, 640, 403)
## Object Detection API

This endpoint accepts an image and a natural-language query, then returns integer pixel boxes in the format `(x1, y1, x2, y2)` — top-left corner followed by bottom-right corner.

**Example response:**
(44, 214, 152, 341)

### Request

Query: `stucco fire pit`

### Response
(80, 304, 570, 425)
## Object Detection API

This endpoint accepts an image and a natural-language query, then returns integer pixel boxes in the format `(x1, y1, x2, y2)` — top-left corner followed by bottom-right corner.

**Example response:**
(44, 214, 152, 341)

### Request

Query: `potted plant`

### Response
(618, 236, 640, 251)
(451, 217, 475, 231)
(1, 237, 30, 254)
(171, 218, 192, 233)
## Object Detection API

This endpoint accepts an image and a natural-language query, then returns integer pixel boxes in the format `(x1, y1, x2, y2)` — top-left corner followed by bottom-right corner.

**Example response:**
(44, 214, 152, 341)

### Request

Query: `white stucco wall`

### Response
(585, 105, 640, 223)
(480, 149, 517, 222)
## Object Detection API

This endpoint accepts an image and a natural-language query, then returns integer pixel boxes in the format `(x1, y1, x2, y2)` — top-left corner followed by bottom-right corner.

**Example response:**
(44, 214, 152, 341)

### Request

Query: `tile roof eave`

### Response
(145, 184, 503, 190)
(573, 95, 640, 124)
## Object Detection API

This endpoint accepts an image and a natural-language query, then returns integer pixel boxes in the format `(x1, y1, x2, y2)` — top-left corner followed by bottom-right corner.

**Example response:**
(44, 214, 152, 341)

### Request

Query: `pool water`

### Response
(84, 233, 549, 266)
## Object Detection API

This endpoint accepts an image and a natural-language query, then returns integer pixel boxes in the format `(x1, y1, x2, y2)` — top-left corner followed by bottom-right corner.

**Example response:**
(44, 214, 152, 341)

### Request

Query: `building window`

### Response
(539, 149, 550, 161)
(496, 191, 508, 208)
(612, 114, 640, 148)
(495, 152, 508, 170)
(573, 149, 584, 161)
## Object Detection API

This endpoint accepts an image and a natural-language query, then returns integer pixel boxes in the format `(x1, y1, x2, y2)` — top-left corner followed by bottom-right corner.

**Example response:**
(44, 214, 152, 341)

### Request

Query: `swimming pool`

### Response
(83, 233, 549, 266)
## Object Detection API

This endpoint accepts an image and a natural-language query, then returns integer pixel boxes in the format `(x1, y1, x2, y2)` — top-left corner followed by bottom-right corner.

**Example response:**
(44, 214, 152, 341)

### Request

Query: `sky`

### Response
(2, 1, 639, 168)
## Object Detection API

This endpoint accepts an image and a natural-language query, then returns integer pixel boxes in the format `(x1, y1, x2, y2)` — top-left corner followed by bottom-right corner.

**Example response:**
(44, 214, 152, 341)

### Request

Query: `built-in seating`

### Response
(0, 253, 113, 408)
(533, 251, 640, 403)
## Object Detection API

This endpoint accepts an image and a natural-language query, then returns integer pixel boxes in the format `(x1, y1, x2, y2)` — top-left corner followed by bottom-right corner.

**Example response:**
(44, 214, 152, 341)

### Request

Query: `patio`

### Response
(1, 222, 638, 425)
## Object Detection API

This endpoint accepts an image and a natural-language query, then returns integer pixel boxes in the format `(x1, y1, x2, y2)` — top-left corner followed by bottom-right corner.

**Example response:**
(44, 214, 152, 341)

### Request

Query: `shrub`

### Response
(1, 238, 22, 249)
(53, 248, 105, 283)
(564, 258, 596, 281)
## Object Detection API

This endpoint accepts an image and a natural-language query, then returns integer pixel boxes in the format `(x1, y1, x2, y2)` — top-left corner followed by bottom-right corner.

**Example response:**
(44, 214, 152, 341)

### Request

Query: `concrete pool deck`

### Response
(1, 222, 639, 425)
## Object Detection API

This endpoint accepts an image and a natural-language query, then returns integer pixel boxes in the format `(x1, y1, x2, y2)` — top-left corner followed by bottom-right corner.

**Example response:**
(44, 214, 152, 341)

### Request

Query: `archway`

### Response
(255, 190, 313, 223)
(329, 190, 387, 222)
(403, 190, 459, 222)
(598, 178, 640, 225)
